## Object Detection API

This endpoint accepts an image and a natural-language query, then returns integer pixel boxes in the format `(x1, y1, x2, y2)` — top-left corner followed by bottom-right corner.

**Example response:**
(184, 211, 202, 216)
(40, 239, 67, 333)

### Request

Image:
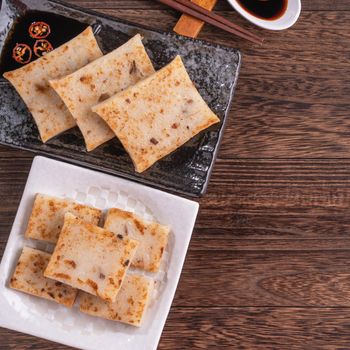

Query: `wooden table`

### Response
(1, 0, 350, 348)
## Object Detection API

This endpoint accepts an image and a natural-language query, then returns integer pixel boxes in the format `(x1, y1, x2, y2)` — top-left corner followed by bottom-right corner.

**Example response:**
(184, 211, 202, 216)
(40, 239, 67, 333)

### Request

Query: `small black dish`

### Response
(0, 0, 241, 197)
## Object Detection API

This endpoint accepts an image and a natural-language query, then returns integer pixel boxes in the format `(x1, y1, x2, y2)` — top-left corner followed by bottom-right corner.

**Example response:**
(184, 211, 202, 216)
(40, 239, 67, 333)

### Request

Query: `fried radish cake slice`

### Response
(3, 27, 103, 142)
(104, 208, 169, 272)
(50, 34, 155, 151)
(44, 213, 139, 302)
(25, 193, 102, 243)
(92, 55, 220, 172)
(80, 274, 153, 326)
(10, 246, 77, 307)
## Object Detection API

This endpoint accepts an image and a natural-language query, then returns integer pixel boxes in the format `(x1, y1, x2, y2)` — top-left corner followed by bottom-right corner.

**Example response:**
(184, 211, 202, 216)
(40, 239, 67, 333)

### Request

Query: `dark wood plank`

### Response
(210, 11, 350, 158)
(174, 250, 350, 307)
(3, 306, 350, 349)
(208, 158, 350, 194)
(159, 307, 350, 349)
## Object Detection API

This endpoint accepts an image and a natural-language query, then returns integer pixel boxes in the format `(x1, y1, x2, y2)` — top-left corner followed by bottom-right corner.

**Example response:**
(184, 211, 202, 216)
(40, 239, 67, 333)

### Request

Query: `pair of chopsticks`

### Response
(157, 0, 263, 45)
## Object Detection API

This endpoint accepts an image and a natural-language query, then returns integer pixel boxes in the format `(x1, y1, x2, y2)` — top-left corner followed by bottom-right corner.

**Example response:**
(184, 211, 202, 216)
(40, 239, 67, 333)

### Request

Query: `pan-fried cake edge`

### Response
(79, 274, 153, 326)
(10, 246, 77, 307)
(3, 27, 103, 142)
(44, 213, 139, 302)
(24, 193, 102, 243)
(104, 207, 169, 272)
(49, 33, 155, 151)
(92, 55, 220, 172)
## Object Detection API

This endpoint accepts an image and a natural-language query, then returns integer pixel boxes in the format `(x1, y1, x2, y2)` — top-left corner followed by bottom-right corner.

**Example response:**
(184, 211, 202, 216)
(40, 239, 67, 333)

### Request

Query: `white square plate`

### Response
(0, 156, 199, 350)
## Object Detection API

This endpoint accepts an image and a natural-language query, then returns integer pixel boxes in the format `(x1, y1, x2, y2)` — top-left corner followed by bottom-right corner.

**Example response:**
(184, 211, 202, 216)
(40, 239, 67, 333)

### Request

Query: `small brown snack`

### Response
(92, 55, 220, 172)
(80, 274, 153, 326)
(25, 193, 102, 243)
(10, 246, 77, 307)
(44, 213, 139, 302)
(104, 208, 169, 272)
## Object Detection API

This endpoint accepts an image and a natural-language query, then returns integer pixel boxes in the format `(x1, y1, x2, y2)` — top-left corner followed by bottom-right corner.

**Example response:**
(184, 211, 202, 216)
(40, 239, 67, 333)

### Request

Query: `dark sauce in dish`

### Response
(236, 0, 288, 20)
(0, 10, 88, 75)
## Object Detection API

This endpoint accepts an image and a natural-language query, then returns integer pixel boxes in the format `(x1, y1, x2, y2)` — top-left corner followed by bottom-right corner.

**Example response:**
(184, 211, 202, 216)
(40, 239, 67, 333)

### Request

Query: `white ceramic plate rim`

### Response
(0, 156, 199, 350)
(227, 0, 302, 30)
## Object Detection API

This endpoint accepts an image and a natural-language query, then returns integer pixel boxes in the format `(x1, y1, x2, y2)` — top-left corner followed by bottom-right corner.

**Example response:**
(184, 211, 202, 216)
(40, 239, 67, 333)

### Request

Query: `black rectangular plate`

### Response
(0, 0, 241, 197)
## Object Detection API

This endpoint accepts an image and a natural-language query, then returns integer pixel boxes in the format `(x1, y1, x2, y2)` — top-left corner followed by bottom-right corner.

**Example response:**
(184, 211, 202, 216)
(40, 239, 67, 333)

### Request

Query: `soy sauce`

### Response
(0, 10, 88, 75)
(236, 0, 288, 21)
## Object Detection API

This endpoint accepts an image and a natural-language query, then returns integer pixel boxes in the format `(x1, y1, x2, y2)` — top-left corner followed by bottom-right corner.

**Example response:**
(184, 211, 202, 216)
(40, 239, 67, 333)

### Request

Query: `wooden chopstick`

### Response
(157, 0, 263, 45)
(175, 0, 262, 42)
(173, 0, 218, 38)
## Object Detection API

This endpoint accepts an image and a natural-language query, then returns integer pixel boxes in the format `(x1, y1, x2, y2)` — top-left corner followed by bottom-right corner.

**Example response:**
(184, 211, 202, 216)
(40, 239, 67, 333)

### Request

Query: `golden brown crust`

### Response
(9, 247, 77, 307)
(24, 193, 102, 243)
(3, 27, 103, 142)
(49, 34, 155, 151)
(79, 274, 153, 326)
(92, 55, 220, 172)
(104, 208, 170, 272)
(44, 213, 139, 302)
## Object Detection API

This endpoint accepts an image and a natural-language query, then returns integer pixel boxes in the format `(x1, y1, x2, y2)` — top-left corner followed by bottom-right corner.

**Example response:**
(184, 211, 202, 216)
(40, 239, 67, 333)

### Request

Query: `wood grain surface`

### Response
(1, 0, 350, 349)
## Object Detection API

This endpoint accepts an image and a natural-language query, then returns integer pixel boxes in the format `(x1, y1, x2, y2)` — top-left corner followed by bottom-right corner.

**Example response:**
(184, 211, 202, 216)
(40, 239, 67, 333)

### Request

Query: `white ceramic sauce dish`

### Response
(227, 0, 301, 30)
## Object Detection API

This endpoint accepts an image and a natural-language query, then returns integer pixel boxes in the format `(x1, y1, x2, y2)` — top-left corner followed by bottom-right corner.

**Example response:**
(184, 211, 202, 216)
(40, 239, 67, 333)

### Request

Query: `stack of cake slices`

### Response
(10, 193, 170, 327)
(4, 27, 219, 173)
